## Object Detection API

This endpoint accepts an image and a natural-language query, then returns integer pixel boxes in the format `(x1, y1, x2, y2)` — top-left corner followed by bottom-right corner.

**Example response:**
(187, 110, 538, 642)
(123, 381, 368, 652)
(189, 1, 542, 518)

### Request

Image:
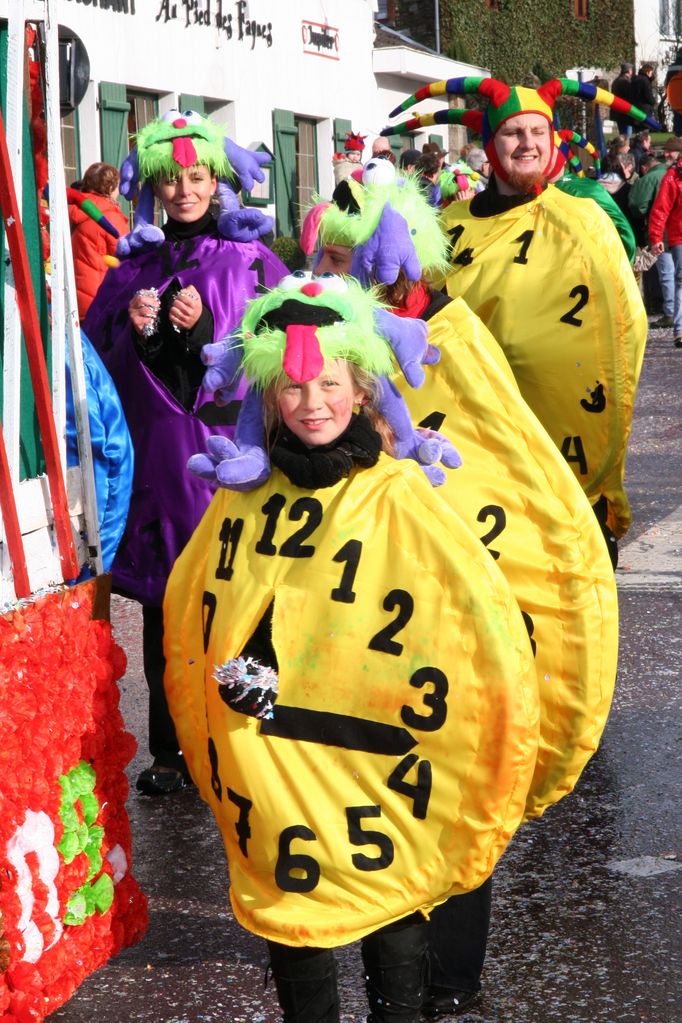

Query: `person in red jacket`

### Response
(649, 155, 682, 348)
(68, 162, 130, 317)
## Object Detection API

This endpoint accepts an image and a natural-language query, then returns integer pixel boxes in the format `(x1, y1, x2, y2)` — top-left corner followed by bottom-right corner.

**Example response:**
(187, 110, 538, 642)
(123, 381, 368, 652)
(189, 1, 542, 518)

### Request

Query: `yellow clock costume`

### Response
(164, 458, 539, 947)
(394, 297, 619, 820)
(436, 184, 646, 540)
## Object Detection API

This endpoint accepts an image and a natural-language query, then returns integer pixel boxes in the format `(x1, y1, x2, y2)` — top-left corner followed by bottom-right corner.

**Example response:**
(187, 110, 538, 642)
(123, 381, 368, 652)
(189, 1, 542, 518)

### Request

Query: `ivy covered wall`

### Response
(388, 0, 636, 83)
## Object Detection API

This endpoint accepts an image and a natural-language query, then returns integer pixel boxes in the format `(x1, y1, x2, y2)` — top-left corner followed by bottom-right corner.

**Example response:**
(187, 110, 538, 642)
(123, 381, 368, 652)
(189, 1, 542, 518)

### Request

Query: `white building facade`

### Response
(1, 0, 487, 238)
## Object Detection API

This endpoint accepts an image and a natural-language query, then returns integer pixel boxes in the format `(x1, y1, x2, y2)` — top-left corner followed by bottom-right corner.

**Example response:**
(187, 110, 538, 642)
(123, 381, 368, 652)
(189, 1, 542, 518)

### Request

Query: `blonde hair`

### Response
(262, 361, 395, 456)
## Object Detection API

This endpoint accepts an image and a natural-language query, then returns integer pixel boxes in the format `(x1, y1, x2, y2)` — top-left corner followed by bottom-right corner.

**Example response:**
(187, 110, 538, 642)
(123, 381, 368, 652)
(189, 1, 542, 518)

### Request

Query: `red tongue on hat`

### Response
(172, 135, 198, 168)
(283, 324, 325, 383)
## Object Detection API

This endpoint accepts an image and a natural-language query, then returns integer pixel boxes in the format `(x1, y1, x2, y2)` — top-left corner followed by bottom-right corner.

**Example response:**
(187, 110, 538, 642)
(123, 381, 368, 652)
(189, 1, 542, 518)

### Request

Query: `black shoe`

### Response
(674, 335, 682, 348)
(422, 987, 480, 1018)
(136, 764, 189, 795)
(652, 315, 674, 328)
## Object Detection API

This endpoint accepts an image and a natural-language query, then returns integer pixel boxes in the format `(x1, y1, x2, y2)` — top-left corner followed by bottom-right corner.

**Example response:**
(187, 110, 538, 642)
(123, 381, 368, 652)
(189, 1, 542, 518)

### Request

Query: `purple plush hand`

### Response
(214, 181, 274, 241)
(351, 203, 421, 286)
(187, 389, 271, 491)
(218, 207, 275, 242)
(224, 139, 269, 193)
(373, 308, 439, 387)
(379, 378, 462, 487)
(115, 182, 164, 257)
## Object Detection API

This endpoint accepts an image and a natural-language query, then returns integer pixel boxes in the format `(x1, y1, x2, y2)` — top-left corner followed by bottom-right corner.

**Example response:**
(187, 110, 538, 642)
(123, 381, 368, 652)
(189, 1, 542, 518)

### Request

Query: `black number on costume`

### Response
(512, 230, 535, 264)
(387, 754, 432, 820)
(255, 493, 286, 555)
(559, 285, 589, 327)
(331, 540, 363, 603)
(160, 238, 200, 275)
(215, 516, 244, 580)
(279, 498, 323, 558)
(275, 825, 320, 892)
(477, 505, 507, 560)
(202, 591, 217, 652)
(347, 806, 395, 871)
(208, 736, 222, 801)
(368, 589, 414, 656)
(248, 256, 268, 294)
(521, 611, 537, 658)
(580, 382, 606, 413)
(418, 411, 446, 432)
(227, 788, 253, 856)
(560, 435, 588, 475)
(401, 666, 449, 732)
(447, 224, 465, 258)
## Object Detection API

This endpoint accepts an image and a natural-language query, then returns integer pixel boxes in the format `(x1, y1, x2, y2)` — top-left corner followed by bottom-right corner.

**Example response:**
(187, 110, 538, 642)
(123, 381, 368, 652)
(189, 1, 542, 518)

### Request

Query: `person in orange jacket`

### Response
(68, 162, 129, 317)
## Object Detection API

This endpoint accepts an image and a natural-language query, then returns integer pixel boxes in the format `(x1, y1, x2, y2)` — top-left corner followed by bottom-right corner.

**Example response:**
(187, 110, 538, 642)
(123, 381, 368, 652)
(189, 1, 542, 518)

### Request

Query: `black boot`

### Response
(362, 913, 428, 1023)
(266, 941, 340, 1022)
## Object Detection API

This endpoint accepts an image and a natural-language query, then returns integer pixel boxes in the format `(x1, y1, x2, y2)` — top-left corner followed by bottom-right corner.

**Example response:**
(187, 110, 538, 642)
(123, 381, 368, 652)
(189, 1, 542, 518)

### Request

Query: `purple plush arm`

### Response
(119, 148, 139, 201)
(373, 308, 439, 388)
(201, 335, 243, 405)
(224, 138, 269, 193)
(379, 378, 462, 487)
(351, 203, 422, 286)
(187, 388, 271, 491)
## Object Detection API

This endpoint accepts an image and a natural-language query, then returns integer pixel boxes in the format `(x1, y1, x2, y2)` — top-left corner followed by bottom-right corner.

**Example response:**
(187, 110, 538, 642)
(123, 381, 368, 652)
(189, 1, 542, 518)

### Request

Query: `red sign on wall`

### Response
(301, 19, 340, 60)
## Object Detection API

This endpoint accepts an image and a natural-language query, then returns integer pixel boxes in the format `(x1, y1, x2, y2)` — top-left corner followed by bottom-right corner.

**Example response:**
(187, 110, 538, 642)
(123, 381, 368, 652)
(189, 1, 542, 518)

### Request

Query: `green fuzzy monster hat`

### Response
(135, 110, 231, 181)
(301, 172, 449, 278)
(238, 276, 395, 388)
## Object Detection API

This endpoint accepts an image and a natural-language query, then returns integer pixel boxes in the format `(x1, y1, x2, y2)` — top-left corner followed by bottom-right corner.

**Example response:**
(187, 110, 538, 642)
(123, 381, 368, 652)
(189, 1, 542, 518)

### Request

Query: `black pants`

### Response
(266, 912, 428, 1023)
(142, 605, 182, 766)
(592, 495, 619, 571)
(427, 877, 492, 995)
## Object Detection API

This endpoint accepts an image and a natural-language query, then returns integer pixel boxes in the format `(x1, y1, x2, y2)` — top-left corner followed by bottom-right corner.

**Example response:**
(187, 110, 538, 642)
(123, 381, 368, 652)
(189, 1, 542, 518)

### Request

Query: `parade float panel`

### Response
(394, 298, 619, 819)
(1, 12, 147, 1021)
(164, 458, 540, 948)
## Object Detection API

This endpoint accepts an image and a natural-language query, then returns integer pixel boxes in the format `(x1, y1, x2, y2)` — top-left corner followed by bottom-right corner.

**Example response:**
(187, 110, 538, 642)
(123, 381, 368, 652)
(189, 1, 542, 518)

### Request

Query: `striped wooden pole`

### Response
(0, 106, 79, 582)
(0, 421, 31, 599)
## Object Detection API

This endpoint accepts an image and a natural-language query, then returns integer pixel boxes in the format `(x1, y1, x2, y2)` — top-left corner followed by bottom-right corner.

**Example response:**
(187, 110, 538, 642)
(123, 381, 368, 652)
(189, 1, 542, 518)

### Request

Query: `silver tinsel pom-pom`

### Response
(214, 657, 279, 719)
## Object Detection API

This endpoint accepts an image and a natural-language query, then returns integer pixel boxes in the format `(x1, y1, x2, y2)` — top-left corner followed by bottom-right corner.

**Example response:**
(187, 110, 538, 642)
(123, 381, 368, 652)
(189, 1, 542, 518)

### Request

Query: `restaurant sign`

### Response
(301, 19, 339, 60)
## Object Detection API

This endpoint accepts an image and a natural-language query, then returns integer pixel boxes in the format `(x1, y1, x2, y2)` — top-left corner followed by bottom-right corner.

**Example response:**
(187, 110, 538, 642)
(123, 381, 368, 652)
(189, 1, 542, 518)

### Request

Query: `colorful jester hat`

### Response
(238, 275, 395, 388)
(385, 77, 661, 186)
(135, 109, 231, 181)
(550, 129, 602, 179)
(300, 166, 449, 280)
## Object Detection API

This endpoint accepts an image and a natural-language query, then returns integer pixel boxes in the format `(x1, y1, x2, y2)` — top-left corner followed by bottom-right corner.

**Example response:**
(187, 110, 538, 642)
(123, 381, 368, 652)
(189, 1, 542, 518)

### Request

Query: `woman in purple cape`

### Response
(84, 110, 286, 795)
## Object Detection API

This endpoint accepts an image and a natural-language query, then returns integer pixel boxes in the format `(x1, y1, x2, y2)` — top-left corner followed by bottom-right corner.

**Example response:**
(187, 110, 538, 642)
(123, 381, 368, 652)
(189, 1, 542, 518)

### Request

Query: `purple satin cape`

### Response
(84, 232, 287, 605)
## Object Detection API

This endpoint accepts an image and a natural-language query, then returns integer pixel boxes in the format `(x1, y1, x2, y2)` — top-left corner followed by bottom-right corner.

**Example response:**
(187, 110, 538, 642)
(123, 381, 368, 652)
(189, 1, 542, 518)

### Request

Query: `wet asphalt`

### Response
(52, 323, 682, 1023)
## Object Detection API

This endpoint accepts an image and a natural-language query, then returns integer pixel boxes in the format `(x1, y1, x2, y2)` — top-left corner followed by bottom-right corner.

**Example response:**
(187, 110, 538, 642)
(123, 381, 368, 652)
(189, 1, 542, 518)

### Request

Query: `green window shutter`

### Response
(99, 82, 130, 170)
(273, 108, 297, 238)
(333, 117, 352, 154)
(179, 94, 205, 114)
(429, 133, 445, 150)
(386, 134, 403, 163)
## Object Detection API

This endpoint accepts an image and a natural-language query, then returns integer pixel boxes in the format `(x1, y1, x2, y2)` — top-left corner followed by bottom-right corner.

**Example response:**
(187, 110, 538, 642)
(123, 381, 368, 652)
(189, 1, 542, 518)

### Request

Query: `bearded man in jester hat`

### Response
(385, 76, 659, 560)
(84, 110, 287, 797)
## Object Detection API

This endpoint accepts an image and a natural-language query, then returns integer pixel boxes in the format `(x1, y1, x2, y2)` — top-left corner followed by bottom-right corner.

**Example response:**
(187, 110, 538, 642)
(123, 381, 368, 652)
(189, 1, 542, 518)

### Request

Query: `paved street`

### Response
(53, 324, 682, 1023)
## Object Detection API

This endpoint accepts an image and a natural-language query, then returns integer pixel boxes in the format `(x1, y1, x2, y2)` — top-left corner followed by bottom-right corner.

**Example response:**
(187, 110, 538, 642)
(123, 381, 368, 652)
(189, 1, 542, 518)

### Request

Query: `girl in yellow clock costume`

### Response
(163, 277, 540, 1022)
